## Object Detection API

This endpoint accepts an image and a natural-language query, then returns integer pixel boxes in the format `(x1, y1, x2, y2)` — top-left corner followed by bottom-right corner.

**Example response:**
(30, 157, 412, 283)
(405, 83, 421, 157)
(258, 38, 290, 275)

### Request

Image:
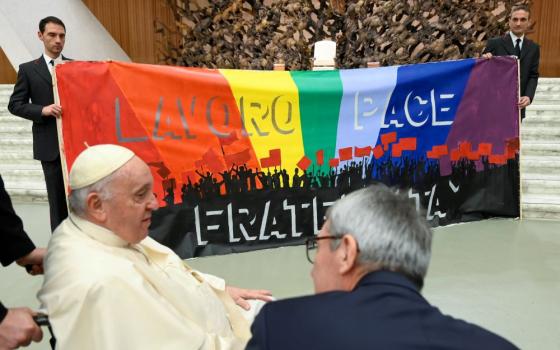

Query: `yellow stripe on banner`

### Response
(220, 69, 304, 175)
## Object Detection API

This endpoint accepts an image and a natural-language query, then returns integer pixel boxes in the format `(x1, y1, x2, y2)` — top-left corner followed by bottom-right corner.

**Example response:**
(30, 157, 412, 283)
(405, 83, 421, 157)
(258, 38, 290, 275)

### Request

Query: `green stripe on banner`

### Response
(291, 70, 343, 171)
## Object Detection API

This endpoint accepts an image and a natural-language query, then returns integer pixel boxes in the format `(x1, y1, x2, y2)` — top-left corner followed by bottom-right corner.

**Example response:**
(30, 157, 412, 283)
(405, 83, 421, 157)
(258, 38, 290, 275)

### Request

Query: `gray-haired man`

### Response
(246, 185, 518, 350)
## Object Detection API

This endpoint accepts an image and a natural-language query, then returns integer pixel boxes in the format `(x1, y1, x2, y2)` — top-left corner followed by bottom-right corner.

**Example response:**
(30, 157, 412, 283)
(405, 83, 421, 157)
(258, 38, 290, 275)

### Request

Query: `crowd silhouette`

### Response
(162, 154, 519, 208)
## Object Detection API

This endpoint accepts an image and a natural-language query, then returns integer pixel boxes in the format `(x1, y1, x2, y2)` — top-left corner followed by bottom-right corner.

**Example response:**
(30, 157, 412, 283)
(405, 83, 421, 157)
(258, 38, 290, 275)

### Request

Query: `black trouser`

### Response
(41, 156, 68, 232)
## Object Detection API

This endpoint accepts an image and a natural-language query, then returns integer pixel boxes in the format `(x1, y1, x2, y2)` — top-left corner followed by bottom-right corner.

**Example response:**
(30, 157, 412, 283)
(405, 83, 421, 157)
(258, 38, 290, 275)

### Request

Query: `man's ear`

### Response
(86, 192, 107, 222)
(337, 234, 359, 275)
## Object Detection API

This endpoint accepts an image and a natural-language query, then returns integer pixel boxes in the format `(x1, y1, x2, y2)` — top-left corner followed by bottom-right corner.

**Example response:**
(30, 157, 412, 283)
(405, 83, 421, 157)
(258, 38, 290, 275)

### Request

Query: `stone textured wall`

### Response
(161, 0, 532, 70)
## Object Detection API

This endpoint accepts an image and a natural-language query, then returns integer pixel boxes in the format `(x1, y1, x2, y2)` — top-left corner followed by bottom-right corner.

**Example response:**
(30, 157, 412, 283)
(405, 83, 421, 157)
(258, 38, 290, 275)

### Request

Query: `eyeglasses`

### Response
(305, 235, 342, 264)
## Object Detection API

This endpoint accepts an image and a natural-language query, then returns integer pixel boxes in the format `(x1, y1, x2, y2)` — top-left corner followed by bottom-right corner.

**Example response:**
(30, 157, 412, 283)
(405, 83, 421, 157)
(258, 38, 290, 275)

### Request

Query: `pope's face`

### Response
(103, 157, 159, 244)
(509, 9, 530, 37)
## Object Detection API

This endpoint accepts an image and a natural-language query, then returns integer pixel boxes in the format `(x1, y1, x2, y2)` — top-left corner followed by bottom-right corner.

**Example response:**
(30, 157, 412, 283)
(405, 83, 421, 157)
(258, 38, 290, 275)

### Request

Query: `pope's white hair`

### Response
(68, 169, 120, 216)
(326, 184, 432, 288)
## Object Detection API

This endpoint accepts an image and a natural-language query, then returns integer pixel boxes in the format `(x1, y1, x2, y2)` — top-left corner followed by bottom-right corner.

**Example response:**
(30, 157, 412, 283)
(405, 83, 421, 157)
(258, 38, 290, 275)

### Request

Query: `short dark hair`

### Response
(511, 4, 530, 17)
(39, 16, 66, 33)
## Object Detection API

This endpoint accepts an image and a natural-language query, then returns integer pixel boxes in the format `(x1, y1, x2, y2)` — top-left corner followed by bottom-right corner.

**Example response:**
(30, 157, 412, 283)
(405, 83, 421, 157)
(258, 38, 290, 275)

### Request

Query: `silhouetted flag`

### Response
(148, 161, 171, 179)
(339, 147, 353, 161)
(459, 141, 472, 158)
(219, 131, 239, 146)
(380, 132, 397, 150)
(467, 150, 480, 161)
(506, 137, 520, 159)
(392, 144, 403, 157)
(427, 145, 448, 159)
(162, 178, 176, 190)
(297, 156, 312, 171)
(399, 137, 417, 151)
(489, 154, 507, 165)
(260, 149, 282, 168)
(225, 148, 251, 166)
(181, 171, 197, 184)
(354, 146, 372, 157)
(202, 148, 227, 173)
(372, 145, 384, 159)
(316, 149, 324, 166)
(450, 149, 460, 161)
(328, 158, 340, 167)
(432, 145, 449, 157)
(478, 143, 493, 156)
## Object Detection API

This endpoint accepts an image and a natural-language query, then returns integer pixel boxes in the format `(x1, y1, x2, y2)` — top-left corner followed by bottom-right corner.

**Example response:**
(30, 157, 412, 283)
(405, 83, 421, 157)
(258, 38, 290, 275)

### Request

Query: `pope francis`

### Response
(38, 144, 272, 350)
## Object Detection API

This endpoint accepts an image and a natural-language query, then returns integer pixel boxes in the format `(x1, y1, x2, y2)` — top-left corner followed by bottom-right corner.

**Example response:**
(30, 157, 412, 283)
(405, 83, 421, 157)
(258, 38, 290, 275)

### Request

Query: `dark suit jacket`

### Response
(483, 34, 540, 102)
(0, 174, 35, 323)
(246, 271, 518, 350)
(8, 55, 70, 161)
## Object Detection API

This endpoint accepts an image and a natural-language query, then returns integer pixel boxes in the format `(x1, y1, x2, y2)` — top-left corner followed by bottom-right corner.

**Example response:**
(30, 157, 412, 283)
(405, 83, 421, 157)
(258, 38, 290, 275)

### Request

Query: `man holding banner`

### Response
(482, 4, 540, 120)
(38, 144, 272, 350)
(8, 16, 70, 232)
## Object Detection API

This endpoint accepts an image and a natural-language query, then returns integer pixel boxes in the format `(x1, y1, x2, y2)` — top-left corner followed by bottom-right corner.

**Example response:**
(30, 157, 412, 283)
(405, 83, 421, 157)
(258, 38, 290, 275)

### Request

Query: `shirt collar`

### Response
(69, 213, 130, 248)
(43, 53, 63, 67)
(509, 32, 524, 46)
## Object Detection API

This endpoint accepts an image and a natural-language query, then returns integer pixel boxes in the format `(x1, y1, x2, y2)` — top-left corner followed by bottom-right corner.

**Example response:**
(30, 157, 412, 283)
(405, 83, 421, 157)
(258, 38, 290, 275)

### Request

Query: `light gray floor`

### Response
(2, 203, 559, 349)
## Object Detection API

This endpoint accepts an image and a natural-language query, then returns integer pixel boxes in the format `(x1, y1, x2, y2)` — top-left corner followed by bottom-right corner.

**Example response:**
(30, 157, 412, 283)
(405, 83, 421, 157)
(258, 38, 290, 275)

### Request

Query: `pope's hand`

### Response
(226, 286, 273, 311)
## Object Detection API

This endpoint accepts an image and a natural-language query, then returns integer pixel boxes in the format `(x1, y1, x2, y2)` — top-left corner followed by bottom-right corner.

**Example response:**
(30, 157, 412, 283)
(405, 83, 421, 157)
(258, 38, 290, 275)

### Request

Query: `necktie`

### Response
(49, 59, 55, 66)
(514, 39, 521, 59)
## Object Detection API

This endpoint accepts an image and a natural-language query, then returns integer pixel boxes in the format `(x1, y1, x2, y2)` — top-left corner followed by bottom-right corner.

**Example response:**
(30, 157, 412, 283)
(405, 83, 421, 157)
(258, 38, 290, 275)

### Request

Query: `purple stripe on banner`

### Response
(336, 67, 398, 156)
(441, 56, 519, 175)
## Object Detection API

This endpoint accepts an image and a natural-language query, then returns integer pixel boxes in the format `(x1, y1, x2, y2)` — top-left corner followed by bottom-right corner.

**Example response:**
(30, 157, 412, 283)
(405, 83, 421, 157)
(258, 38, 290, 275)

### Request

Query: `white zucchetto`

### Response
(69, 144, 135, 190)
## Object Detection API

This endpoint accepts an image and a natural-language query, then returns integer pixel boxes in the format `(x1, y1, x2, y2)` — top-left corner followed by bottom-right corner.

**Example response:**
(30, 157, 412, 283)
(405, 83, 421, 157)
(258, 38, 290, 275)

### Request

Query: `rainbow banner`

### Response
(56, 57, 520, 257)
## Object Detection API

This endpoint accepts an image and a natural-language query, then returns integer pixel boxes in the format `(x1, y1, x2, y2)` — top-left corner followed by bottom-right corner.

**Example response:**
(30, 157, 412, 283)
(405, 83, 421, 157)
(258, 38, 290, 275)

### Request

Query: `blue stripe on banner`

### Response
(378, 58, 476, 157)
(336, 66, 399, 156)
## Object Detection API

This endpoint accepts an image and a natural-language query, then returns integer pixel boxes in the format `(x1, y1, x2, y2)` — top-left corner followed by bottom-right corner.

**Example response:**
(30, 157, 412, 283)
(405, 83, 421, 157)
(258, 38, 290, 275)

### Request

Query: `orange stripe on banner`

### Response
(58, 61, 260, 204)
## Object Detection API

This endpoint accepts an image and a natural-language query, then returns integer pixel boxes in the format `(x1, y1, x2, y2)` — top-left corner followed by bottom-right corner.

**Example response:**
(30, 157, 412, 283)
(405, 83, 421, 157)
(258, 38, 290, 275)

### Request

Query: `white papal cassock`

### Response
(38, 214, 252, 350)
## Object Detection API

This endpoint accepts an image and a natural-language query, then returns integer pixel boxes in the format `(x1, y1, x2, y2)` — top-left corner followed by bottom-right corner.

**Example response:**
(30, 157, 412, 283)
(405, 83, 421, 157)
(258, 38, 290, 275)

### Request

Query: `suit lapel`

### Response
(32, 57, 53, 86)
(520, 39, 532, 61)
(500, 34, 515, 56)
